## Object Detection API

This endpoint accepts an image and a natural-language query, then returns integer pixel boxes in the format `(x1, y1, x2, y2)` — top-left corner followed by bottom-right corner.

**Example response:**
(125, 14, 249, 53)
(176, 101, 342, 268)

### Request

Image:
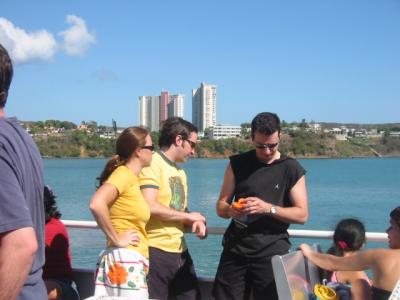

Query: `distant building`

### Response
(208, 124, 241, 140)
(168, 94, 184, 119)
(309, 122, 321, 133)
(139, 91, 184, 132)
(160, 91, 169, 125)
(138, 96, 153, 130)
(99, 131, 116, 139)
(389, 131, 400, 138)
(77, 124, 90, 132)
(192, 82, 217, 132)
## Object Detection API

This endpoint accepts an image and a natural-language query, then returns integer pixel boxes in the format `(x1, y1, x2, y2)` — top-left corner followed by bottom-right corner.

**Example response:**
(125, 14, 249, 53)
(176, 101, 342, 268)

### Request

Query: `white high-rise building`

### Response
(168, 94, 184, 118)
(138, 92, 184, 132)
(192, 82, 217, 132)
(138, 96, 152, 129)
(138, 95, 160, 132)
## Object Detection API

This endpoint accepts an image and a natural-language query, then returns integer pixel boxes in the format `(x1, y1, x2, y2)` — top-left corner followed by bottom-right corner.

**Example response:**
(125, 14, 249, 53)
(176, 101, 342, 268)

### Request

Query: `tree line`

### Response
(33, 129, 400, 159)
(23, 120, 400, 158)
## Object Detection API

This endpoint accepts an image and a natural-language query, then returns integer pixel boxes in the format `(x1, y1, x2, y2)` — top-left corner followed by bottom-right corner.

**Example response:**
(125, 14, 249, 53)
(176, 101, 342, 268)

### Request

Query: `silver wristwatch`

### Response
(270, 206, 277, 215)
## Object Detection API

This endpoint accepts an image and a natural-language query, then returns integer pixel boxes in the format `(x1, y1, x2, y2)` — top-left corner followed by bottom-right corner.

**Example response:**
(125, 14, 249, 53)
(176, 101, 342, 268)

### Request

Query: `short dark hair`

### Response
(158, 117, 198, 148)
(251, 112, 281, 139)
(0, 44, 13, 108)
(390, 207, 400, 228)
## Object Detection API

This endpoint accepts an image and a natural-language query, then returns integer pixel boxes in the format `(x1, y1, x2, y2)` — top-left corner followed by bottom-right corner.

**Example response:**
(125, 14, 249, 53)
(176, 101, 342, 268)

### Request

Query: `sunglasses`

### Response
(184, 139, 197, 150)
(254, 142, 279, 150)
(141, 145, 155, 152)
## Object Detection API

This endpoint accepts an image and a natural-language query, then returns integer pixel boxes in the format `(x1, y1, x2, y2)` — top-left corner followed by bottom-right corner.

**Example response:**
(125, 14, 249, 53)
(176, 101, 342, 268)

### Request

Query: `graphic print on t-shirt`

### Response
(169, 176, 185, 211)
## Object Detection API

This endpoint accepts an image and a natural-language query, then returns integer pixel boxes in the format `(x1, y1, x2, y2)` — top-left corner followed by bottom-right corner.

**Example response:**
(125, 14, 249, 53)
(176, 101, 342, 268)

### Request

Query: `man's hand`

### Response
(228, 204, 247, 219)
(242, 197, 271, 215)
(186, 212, 206, 223)
(192, 221, 207, 239)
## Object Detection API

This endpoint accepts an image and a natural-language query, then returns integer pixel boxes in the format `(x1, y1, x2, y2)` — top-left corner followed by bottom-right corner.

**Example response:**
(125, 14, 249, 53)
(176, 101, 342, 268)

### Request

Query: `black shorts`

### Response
(148, 247, 199, 300)
(213, 251, 278, 300)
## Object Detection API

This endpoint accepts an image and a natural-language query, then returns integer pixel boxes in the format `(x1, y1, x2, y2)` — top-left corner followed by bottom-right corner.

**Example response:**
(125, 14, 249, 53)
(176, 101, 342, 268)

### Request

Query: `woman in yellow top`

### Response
(89, 126, 154, 299)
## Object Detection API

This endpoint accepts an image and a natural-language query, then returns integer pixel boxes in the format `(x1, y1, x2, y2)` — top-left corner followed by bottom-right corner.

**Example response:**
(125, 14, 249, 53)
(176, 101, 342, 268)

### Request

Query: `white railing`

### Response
(62, 219, 388, 243)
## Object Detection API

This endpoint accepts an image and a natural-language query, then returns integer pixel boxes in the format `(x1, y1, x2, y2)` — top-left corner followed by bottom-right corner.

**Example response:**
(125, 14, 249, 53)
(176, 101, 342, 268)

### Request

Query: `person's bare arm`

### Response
(0, 227, 38, 300)
(89, 183, 139, 247)
(243, 175, 308, 224)
(216, 164, 245, 219)
(141, 187, 205, 223)
(299, 244, 373, 271)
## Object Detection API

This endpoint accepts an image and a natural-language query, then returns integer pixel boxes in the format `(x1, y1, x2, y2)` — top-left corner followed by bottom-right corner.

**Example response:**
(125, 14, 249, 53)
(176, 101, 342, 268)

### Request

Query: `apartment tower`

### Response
(192, 82, 217, 132)
(138, 92, 184, 132)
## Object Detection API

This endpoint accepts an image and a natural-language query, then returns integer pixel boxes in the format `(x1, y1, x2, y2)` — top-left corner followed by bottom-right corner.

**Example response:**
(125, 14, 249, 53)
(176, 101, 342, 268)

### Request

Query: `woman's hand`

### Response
(113, 229, 140, 248)
(298, 243, 313, 257)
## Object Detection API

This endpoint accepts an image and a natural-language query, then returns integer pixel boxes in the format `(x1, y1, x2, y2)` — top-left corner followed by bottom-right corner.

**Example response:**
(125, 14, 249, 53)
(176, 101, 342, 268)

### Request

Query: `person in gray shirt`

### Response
(0, 43, 47, 300)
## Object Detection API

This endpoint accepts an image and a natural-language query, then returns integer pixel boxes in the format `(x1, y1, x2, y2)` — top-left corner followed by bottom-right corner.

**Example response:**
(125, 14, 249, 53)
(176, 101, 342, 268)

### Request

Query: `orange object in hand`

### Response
(232, 198, 246, 209)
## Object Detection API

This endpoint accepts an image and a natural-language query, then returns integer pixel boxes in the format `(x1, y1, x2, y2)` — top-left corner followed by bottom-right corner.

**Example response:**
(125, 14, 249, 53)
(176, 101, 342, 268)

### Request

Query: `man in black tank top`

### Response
(213, 112, 309, 300)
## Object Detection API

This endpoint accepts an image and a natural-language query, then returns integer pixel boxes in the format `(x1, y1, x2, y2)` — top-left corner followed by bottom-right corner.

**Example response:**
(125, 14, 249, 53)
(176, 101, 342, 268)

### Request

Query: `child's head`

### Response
(390, 207, 400, 228)
(44, 185, 61, 220)
(388, 207, 400, 249)
(331, 218, 366, 256)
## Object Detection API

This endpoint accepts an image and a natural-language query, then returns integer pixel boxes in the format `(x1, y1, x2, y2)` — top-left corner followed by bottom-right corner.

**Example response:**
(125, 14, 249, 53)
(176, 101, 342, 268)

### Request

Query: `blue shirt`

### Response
(0, 117, 46, 300)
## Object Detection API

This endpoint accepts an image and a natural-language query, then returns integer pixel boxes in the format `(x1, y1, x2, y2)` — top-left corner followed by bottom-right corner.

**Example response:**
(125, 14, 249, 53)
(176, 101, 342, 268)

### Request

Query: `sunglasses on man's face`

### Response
(254, 142, 279, 150)
(184, 139, 197, 150)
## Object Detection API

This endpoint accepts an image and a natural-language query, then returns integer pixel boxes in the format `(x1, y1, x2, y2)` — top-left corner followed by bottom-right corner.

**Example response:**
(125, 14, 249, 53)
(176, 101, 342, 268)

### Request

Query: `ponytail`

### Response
(97, 154, 127, 187)
(96, 126, 149, 187)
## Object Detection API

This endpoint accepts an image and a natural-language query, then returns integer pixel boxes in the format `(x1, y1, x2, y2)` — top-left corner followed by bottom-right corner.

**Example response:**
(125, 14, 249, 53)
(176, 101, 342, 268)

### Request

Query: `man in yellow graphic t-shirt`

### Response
(139, 117, 207, 300)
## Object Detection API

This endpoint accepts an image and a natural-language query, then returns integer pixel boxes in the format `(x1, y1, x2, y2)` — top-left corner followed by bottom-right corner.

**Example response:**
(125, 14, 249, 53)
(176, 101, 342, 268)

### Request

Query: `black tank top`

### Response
(222, 150, 306, 258)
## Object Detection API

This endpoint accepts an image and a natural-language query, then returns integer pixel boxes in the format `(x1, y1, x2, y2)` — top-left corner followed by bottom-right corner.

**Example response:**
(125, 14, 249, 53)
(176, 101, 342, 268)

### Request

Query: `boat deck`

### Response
(64, 220, 388, 300)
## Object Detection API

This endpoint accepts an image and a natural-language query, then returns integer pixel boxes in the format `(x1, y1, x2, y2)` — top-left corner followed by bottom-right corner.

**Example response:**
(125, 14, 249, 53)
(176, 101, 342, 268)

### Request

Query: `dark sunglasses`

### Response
(184, 139, 197, 149)
(254, 142, 279, 150)
(141, 145, 155, 152)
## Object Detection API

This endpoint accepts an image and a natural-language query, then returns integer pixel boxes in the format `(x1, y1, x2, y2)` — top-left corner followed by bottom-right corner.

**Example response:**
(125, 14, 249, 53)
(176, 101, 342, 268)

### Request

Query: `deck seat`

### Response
(272, 249, 322, 300)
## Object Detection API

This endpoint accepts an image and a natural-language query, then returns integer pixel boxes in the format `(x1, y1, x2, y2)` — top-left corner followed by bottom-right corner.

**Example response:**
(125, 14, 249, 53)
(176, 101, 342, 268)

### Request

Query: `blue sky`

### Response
(1, 0, 400, 127)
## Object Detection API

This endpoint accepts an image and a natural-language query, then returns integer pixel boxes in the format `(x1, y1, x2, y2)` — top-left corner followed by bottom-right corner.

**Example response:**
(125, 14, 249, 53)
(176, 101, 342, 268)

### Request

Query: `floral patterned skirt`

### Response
(94, 247, 149, 299)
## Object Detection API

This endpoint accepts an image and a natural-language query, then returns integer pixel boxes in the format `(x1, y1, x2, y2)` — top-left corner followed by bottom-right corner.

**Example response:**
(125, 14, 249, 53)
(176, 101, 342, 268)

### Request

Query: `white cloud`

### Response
(59, 15, 96, 56)
(0, 17, 57, 64)
(0, 16, 96, 64)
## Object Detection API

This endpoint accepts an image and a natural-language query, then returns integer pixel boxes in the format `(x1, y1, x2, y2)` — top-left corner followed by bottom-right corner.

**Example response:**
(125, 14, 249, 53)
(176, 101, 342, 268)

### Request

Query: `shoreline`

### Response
(42, 154, 400, 160)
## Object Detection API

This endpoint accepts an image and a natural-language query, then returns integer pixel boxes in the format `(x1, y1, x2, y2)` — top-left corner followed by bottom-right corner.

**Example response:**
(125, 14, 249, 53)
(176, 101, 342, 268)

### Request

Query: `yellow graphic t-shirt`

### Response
(139, 151, 188, 253)
(106, 166, 150, 258)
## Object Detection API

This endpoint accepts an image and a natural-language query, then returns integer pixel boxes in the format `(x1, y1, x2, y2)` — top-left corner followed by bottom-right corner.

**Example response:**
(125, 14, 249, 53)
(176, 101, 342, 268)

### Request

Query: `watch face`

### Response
(271, 206, 277, 214)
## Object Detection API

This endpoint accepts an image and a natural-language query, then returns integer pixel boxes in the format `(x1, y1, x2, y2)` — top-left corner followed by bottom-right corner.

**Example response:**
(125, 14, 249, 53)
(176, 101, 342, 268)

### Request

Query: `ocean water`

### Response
(43, 157, 400, 277)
